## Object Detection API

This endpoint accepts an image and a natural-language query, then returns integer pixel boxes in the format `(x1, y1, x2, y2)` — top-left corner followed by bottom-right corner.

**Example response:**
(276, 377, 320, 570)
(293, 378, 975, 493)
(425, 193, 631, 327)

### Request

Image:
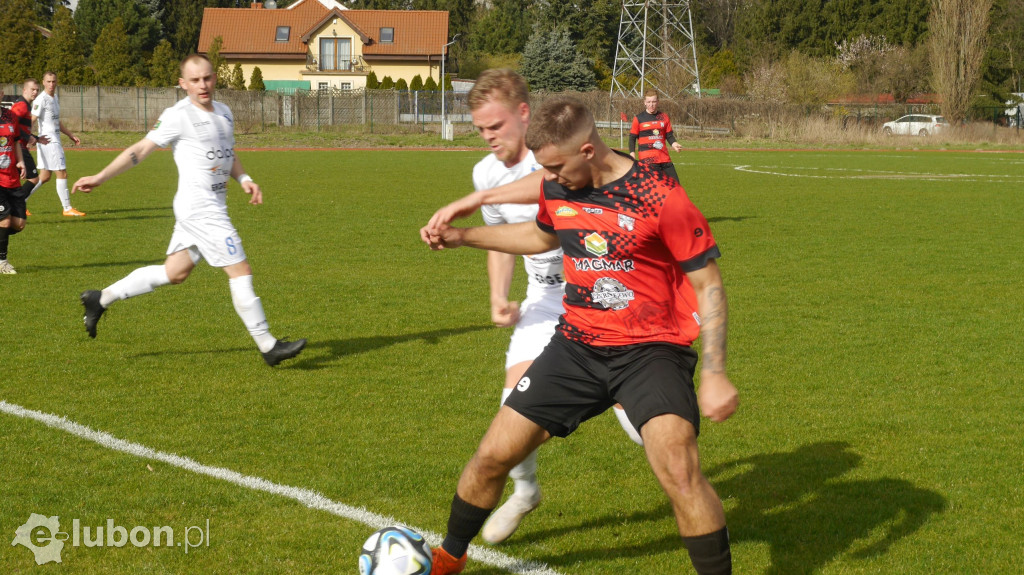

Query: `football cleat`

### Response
(80, 290, 106, 338)
(25, 209, 31, 217)
(430, 547, 467, 575)
(0, 260, 17, 274)
(481, 490, 541, 544)
(261, 338, 307, 366)
(63, 207, 86, 217)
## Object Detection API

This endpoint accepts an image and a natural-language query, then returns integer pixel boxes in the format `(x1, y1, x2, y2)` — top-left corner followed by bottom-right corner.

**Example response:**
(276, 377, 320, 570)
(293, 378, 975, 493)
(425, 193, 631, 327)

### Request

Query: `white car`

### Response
(882, 114, 948, 136)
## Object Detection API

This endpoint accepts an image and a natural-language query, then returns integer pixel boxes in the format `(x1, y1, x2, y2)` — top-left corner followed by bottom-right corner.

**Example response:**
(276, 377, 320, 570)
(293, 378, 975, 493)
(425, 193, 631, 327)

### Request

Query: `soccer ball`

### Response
(358, 526, 432, 575)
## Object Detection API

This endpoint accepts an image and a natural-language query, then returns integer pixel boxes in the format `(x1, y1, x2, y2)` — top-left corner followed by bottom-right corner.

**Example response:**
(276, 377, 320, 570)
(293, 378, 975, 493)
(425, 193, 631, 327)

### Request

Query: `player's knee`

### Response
(166, 268, 190, 284)
(468, 449, 516, 481)
(10, 220, 25, 233)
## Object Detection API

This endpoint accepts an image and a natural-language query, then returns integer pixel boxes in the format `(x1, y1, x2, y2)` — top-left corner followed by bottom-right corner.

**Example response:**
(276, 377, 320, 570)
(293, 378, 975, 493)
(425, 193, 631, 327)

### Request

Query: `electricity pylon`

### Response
(610, 0, 702, 100)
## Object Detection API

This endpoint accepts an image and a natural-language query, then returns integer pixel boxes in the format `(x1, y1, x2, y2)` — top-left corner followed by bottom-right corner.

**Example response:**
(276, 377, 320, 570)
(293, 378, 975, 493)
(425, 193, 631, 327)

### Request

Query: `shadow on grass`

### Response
(520, 441, 945, 573)
(27, 259, 165, 271)
(284, 325, 493, 370)
(707, 215, 755, 223)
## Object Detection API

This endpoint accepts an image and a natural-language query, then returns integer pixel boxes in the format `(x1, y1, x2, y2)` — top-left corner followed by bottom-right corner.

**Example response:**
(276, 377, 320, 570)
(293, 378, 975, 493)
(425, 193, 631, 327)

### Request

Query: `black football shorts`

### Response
(504, 332, 700, 439)
(0, 185, 26, 220)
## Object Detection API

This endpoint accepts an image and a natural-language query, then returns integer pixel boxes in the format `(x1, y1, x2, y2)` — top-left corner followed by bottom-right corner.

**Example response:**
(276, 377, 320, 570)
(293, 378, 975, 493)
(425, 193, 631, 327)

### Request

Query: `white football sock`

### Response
(57, 179, 71, 210)
(502, 387, 540, 498)
(101, 265, 171, 306)
(614, 405, 644, 446)
(229, 274, 276, 353)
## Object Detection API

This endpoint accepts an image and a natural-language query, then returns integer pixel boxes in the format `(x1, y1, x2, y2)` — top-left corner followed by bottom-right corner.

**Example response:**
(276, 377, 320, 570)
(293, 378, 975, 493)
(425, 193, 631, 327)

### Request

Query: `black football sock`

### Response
(0, 227, 10, 260)
(20, 181, 34, 198)
(441, 493, 492, 558)
(682, 526, 732, 575)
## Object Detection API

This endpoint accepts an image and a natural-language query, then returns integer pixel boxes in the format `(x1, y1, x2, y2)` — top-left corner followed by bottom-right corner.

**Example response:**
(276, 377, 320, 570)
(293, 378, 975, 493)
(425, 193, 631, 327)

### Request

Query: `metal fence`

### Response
(4, 82, 1021, 138)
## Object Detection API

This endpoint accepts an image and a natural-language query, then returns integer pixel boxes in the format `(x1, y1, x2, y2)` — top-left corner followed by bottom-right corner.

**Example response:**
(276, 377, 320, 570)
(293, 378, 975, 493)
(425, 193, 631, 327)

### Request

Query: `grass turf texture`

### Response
(2, 148, 1023, 574)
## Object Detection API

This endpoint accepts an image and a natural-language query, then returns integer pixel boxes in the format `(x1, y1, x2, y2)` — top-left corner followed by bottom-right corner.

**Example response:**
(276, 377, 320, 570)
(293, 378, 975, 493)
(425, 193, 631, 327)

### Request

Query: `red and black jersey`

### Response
(536, 156, 720, 347)
(0, 108, 21, 188)
(9, 97, 33, 147)
(629, 110, 676, 164)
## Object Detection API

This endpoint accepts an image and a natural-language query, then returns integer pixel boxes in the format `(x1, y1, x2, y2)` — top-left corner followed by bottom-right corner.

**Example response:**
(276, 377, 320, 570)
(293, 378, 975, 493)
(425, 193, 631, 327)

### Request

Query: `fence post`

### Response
(80, 87, 84, 133)
(96, 85, 101, 126)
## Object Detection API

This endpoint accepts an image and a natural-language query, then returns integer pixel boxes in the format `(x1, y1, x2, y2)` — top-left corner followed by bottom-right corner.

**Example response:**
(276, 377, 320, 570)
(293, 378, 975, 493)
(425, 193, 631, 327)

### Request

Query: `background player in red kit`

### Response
(0, 89, 28, 274)
(9, 78, 49, 209)
(629, 90, 684, 183)
(422, 96, 737, 575)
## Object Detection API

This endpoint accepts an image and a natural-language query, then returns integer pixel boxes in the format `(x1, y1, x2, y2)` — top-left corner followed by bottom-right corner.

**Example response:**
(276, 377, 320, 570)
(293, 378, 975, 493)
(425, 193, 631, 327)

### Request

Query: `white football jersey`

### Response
(32, 92, 60, 139)
(146, 98, 235, 221)
(475, 151, 564, 289)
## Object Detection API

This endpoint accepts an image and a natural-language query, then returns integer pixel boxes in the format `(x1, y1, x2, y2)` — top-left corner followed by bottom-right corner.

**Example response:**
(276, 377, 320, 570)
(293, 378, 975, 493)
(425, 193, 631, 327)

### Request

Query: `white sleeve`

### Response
(145, 108, 181, 148)
(480, 203, 506, 226)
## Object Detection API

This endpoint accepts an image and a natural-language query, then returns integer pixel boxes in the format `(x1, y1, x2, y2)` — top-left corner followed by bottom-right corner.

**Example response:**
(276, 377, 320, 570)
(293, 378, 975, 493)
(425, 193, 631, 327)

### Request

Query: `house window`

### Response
(340, 82, 352, 91)
(318, 82, 329, 91)
(380, 27, 394, 43)
(275, 26, 290, 42)
(319, 37, 352, 71)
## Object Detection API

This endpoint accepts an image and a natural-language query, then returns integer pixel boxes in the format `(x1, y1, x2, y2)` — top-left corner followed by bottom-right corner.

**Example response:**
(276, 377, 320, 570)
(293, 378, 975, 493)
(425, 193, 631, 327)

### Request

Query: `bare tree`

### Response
(929, 0, 992, 123)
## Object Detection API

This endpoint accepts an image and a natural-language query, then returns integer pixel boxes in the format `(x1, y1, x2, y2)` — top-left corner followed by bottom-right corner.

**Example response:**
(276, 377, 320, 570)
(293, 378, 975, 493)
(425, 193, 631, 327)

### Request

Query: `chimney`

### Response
(251, 2, 263, 8)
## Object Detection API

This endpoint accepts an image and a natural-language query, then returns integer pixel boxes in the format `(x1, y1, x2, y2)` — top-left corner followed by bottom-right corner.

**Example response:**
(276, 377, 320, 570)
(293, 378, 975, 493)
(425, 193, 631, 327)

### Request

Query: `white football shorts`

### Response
(167, 216, 247, 268)
(35, 141, 66, 171)
(505, 285, 564, 369)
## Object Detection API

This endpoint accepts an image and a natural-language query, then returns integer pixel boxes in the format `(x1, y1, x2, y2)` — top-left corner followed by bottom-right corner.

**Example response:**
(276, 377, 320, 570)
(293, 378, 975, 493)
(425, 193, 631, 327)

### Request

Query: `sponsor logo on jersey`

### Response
(591, 277, 635, 310)
(653, 140, 664, 150)
(152, 120, 161, 130)
(0, 136, 7, 146)
(618, 214, 635, 231)
(0, 155, 9, 170)
(528, 254, 563, 264)
(584, 232, 608, 256)
(572, 258, 635, 272)
(192, 120, 211, 127)
(205, 147, 234, 161)
(583, 207, 603, 214)
(556, 206, 578, 217)
(652, 129, 660, 136)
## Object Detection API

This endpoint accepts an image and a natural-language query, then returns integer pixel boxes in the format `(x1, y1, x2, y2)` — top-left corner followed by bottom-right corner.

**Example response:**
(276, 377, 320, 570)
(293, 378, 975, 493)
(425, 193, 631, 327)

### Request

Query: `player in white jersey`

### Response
(72, 55, 305, 367)
(31, 72, 85, 216)
(447, 70, 643, 556)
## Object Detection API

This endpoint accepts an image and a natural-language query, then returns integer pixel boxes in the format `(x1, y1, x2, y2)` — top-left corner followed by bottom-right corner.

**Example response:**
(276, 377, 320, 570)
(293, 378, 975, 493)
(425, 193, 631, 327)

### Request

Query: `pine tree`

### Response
(149, 39, 179, 87)
(249, 66, 265, 91)
(206, 36, 230, 89)
(381, 76, 395, 89)
(40, 5, 88, 84)
(92, 17, 141, 86)
(424, 76, 438, 91)
(520, 27, 596, 91)
(74, 0, 160, 59)
(229, 63, 246, 90)
(0, 0, 45, 83)
(395, 78, 408, 90)
(410, 74, 424, 91)
(365, 71, 380, 89)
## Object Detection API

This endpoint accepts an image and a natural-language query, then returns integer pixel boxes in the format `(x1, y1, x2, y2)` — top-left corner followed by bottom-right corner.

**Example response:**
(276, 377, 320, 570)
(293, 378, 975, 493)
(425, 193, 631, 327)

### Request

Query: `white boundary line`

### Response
(733, 164, 1024, 183)
(0, 399, 563, 575)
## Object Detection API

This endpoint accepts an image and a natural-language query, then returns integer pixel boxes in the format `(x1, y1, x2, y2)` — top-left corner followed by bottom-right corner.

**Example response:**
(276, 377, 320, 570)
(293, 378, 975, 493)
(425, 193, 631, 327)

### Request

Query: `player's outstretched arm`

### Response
(231, 156, 262, 205)
(488, 250, 520, 327)
(426, 221, 558, 256)
(73, 138, 159, 194)
(421, 170, 546, 243)
(687, 259, 738, 423)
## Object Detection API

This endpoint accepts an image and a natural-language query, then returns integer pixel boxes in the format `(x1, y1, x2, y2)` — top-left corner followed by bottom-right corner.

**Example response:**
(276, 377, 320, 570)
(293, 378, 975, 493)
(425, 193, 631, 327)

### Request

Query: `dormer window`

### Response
(380, 27, 394, 43)
(275, 26, 290, 42)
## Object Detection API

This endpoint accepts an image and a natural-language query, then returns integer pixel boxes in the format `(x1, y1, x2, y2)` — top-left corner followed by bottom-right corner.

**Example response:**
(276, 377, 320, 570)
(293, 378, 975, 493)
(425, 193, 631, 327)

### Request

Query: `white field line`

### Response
(0, 399, 563, 575)
(733, 164, 1024, 182)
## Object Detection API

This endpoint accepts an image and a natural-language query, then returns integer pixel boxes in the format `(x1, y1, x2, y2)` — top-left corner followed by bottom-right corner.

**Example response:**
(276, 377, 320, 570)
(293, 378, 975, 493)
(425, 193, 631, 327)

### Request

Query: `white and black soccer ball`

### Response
(358, 526, 432, 575)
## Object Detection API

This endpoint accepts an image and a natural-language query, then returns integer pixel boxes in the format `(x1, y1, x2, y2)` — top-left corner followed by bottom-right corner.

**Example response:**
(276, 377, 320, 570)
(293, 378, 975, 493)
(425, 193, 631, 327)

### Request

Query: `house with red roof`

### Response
(198, 0, 449, 92)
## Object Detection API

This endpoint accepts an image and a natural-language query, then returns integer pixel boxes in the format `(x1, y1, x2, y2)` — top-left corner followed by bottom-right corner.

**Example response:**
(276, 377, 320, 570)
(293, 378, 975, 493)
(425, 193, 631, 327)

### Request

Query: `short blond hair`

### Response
(468, 69, 529, 112)
(180, 54, 213, 77)
(525, 96, 594, 152)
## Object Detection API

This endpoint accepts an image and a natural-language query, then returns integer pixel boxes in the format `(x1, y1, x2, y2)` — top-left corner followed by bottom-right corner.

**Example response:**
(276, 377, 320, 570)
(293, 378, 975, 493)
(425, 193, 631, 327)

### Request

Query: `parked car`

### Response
(882, 114, 948, 136)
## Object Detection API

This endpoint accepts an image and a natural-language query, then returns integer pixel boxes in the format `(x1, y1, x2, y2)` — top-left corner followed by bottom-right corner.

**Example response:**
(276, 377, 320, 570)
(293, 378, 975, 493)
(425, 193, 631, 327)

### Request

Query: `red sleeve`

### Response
(663, 114, 674, 135)
(659, 189, 720, 271)
(536, 180, 554, 233)
(630, 116, 640, 136)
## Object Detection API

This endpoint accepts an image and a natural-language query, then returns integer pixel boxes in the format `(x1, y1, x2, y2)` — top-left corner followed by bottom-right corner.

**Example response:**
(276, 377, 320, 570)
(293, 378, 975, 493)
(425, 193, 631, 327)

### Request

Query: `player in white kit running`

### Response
(31, 72, 84, 216)
(72, 55, 305, 367)
(463, 70, 643, 550)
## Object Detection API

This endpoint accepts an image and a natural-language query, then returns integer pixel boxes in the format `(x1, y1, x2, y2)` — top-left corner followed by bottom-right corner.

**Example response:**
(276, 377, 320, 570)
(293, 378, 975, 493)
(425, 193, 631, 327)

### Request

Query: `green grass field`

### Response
(2, 147, 1023, 574)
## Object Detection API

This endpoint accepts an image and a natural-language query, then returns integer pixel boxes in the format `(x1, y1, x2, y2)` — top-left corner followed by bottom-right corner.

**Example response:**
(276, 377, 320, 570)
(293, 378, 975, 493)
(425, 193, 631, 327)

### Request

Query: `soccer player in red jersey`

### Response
(0, 87, 28, 274)
(9, 78, 49, 207)
(629, 90, 684, 183)
(423, 97, 737, 575)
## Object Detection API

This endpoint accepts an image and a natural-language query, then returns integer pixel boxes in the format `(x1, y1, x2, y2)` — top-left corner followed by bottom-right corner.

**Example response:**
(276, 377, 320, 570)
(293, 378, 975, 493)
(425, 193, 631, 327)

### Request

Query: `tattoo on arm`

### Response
(700, 286, 728, 374)
(129, 152, 139, 166)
